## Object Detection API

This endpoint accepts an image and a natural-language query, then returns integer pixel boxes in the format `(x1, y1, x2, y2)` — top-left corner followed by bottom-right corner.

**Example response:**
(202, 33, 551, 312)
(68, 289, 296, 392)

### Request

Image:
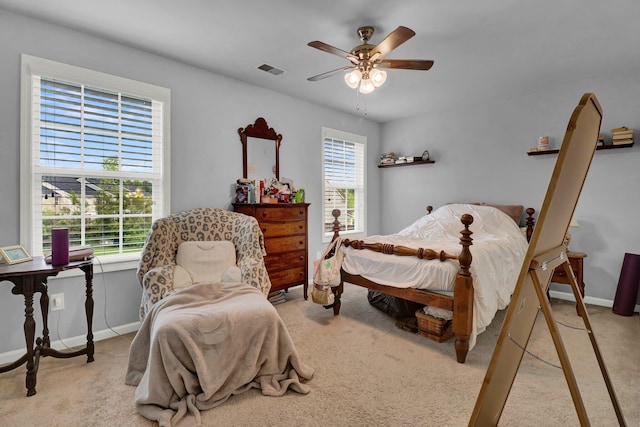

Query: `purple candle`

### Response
(51, 227, 69, 266)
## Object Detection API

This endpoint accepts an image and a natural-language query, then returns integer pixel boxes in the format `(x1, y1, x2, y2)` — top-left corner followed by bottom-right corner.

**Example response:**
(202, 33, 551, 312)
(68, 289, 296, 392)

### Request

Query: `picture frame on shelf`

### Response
(0, 245, 33, 265)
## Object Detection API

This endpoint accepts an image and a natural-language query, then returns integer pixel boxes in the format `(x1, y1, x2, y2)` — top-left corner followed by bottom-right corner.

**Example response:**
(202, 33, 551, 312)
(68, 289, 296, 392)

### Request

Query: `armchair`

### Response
(128, 207, 312, 424)
(136, 207, 272, 320)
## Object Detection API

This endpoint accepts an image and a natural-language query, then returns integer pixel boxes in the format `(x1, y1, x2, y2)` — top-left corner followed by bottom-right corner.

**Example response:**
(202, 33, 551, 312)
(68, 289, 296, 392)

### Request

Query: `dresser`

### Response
(233, 203, 309, 299)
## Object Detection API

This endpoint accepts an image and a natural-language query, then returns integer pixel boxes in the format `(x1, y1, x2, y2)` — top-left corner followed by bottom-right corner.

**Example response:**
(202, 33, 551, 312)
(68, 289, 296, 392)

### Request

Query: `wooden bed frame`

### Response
(326, 206, 536, 364)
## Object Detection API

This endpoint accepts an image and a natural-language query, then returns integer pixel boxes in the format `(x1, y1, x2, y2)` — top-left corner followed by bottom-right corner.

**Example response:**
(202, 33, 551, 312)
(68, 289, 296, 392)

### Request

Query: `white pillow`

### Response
(173, 264, 194, 290)
(176, 241, 237, 284)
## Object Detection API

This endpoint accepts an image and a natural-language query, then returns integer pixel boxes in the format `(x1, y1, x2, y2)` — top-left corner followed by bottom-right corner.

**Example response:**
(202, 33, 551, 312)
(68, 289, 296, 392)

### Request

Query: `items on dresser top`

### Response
(235, 177, 304, 205)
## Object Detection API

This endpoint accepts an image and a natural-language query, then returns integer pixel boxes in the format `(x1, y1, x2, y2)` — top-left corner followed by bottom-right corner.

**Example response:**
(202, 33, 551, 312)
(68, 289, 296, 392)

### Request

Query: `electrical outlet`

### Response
(51, 293, 64, 311)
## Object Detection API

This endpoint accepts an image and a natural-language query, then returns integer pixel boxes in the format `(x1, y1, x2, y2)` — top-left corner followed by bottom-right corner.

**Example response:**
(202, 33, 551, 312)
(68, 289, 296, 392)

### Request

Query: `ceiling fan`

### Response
(307, 25, 434, 93)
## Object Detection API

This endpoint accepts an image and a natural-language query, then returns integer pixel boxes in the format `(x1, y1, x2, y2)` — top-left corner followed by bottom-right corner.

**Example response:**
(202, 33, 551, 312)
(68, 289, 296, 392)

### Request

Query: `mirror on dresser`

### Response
(238, 117, 281, 181)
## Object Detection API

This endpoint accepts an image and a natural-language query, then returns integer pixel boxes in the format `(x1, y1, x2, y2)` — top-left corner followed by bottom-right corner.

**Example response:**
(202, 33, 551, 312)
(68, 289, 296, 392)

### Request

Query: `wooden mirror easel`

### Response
(238, 117, 282, 180)
(470, 93, 626, 426)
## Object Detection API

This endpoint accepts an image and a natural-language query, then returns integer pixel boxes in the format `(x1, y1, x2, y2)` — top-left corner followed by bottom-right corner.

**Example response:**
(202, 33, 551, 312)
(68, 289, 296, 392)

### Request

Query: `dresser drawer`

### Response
(269, 267, 306, 288)
(260, 221, 306, 237)
(265, 251, 306, 271)
(264, 236, 306, 254)
(256, 207, 306, 221)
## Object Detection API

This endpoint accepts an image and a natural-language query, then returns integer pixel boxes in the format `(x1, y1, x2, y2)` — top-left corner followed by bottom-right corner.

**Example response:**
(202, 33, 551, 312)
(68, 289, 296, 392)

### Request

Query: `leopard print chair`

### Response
(136, 207, 271, 320)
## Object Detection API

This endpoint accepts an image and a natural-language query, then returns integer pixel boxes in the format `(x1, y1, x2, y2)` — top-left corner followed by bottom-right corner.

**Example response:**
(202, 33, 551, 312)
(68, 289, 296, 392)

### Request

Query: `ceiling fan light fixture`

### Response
(370, 68, 387, 87)
(344, 69, 362, 89)
(359, 78, 375, 94)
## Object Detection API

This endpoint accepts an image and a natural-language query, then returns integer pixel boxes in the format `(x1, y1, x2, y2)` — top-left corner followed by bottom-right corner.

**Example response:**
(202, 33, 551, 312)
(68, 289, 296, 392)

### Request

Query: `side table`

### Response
(0, 256, 94, 396)
(551, 251, 587, 314)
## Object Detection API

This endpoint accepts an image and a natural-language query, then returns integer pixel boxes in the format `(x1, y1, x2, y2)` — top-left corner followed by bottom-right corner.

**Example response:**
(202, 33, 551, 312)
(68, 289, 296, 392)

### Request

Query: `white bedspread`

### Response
(342, 204, 528, 350)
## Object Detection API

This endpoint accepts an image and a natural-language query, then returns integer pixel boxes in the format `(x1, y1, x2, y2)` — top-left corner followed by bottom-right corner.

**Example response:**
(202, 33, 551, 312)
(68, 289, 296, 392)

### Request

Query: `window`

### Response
(20, 55, 170, 267)
(322, 127, 366, 240)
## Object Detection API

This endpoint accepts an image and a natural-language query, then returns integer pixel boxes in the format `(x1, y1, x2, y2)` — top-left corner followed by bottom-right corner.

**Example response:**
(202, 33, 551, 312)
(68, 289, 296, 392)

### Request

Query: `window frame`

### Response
(20, 54, 171, 271)
(321, 127, 366, 243)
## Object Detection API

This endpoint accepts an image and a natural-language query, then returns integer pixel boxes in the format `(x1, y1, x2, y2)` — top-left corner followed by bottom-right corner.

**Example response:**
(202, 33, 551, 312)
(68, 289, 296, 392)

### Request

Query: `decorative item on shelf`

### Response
(422, 150, 430, 161)
(610, 126, 633, 146)
(597, 135, 605, 146)
(537, 136, 550, 151)
(295, 188, 305, 203)
(379, 152, 397, 166)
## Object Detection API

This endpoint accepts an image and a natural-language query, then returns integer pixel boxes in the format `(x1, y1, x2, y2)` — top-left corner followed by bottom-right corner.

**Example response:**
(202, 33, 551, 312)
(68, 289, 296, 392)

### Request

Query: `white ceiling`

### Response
(0, 0, 636, 123)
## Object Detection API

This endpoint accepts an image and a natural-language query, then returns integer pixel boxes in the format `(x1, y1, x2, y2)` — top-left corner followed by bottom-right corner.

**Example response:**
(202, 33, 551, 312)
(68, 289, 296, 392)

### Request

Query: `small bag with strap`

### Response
(311, 237, 343, 305)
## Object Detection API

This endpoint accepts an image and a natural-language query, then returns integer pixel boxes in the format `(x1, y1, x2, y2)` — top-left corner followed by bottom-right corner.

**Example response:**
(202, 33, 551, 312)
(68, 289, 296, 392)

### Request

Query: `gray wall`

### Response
(0, 10, 382, 355)
(379, 75, 640, 304)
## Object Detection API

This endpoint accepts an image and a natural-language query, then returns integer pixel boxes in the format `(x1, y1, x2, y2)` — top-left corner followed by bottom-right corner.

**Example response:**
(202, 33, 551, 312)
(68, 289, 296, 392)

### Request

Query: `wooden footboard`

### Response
(327, 209, 475, 363)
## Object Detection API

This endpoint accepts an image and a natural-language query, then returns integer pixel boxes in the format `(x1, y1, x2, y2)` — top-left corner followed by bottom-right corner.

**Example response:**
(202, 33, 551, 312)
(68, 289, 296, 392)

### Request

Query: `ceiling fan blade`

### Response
(308, 41, 358, 63)
(307, 65, 355, 81)
(377, 59, 434, 70)
(369, 26, 415, 60)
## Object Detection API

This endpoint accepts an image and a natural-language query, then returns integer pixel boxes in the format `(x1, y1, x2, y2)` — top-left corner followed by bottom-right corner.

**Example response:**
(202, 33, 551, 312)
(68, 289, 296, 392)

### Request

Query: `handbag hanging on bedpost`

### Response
(311, 237, 343, 305)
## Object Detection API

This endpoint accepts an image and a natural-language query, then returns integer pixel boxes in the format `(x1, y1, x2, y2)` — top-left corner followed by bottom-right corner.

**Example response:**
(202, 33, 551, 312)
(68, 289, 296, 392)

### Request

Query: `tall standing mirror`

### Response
(239, 117, 282, 181)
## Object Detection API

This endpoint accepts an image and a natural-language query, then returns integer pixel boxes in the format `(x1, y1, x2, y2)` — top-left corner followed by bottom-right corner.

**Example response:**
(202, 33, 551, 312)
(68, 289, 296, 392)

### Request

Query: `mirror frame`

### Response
(238, 117, 282, 181)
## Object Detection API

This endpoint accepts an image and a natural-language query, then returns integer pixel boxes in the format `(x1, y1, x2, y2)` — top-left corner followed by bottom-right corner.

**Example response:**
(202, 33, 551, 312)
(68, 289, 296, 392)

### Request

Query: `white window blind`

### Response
(322, 127, 366, 239)
(21, 55, 170, 262)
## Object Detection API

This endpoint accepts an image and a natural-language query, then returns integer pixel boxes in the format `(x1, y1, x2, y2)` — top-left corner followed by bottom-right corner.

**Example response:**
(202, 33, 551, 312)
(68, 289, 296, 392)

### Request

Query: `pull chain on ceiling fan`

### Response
(307, 25, 434, 94)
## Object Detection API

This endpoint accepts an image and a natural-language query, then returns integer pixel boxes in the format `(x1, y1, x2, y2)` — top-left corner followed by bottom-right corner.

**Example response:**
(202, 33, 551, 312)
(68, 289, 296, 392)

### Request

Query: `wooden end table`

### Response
(0, 256, 94, 396)
(551, 251, 587, 314)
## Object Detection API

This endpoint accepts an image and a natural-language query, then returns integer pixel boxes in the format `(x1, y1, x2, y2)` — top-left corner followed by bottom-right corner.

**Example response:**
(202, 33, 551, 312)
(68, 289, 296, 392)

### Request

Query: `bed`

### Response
(327, 203, 535, 363)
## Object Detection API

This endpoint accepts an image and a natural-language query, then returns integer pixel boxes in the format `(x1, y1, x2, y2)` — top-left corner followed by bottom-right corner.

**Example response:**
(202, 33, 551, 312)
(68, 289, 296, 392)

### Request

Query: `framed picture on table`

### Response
(0, 245, 33, 265)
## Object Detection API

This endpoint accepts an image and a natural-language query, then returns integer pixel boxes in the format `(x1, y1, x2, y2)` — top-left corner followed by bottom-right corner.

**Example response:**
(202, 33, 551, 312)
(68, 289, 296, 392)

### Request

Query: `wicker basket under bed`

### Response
(415, 309, 453, 343)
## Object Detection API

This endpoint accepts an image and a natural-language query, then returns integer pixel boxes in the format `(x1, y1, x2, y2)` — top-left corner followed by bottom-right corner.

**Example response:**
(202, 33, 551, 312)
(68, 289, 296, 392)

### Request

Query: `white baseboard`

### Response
(0, 321, 140, 365)
(549, 290, 640, 312)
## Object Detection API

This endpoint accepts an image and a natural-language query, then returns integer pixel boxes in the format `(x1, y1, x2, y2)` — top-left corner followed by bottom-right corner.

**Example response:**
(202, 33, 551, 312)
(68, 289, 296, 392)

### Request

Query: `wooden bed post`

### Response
(331, 209, 341, 242)
(453, 214, 474, 363)
(525, 207, 535, 242)
(331, 209, 343, 315)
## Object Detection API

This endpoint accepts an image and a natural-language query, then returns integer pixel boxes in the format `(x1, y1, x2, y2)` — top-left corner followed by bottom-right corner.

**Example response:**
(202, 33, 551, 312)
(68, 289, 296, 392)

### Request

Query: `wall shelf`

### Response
(527, 142, 634, 156)
(378, 159, 435, 168)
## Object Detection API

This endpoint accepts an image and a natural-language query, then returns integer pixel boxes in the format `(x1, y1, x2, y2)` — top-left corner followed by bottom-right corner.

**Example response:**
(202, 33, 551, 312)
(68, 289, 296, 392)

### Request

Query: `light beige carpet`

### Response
(0, 283, 638, 426)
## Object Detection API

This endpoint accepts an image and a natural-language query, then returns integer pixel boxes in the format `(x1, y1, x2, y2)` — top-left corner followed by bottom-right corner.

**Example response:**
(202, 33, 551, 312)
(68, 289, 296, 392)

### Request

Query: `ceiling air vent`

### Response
(257, 63, 286, 76)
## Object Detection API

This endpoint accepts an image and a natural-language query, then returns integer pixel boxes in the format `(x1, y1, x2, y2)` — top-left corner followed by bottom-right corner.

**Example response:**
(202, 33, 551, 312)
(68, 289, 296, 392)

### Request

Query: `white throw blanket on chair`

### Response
(125, 281, 314, 427)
